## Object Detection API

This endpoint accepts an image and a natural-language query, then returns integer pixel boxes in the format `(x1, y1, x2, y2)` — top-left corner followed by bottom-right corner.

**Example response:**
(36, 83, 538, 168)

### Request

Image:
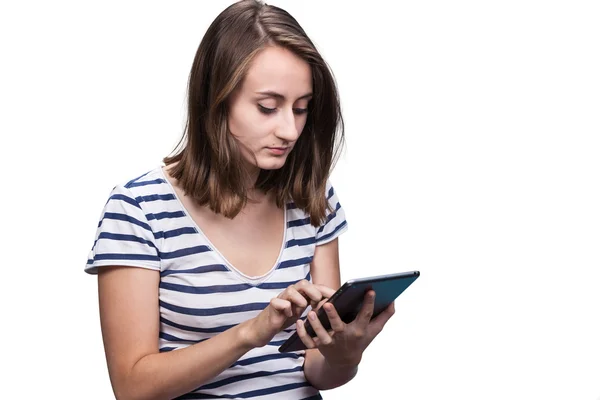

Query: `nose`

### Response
(275, 108, 301, 142)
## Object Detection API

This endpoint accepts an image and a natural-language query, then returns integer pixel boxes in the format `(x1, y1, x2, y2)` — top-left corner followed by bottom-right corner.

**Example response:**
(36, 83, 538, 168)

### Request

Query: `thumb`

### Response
(369, 301, 395, 332)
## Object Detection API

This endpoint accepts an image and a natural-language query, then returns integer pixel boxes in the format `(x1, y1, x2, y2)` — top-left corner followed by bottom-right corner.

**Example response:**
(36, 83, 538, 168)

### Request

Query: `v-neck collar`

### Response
(158, 165, 288, 285)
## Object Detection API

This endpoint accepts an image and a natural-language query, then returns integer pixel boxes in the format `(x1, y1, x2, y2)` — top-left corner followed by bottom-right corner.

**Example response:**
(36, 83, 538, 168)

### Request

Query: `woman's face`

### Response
(228, 45, 313, 173)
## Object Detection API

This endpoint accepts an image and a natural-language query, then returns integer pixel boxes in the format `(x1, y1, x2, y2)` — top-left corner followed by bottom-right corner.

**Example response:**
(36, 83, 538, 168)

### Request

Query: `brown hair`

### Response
(164, 0, 344, 227)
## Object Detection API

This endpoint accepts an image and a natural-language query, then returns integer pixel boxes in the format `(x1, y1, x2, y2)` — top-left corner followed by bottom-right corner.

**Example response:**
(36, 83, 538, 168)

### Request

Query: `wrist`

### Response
(236, 319, 261, 350)
(325, 354, 361, 371)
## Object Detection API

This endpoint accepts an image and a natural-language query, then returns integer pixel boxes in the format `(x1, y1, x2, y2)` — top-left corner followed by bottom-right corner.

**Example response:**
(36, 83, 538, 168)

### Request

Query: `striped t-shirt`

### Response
(85, 166, 348, 399)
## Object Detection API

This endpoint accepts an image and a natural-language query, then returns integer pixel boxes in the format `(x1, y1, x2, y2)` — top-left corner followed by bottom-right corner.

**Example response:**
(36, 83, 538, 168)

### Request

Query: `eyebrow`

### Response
(255, 90, 313, 100)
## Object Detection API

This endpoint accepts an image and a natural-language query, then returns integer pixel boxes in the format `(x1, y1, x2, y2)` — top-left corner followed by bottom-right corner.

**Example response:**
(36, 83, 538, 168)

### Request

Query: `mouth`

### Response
(266, 147, 289, 155)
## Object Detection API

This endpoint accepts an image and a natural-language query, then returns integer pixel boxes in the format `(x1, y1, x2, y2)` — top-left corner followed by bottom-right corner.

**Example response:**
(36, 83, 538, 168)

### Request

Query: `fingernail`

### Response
(309, 312, 316, 320)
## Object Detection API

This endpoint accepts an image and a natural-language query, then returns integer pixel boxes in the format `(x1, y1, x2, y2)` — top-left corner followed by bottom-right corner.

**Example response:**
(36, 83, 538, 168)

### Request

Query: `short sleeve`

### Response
(315, 180, 348, 245)
(85, 184, 160, 274)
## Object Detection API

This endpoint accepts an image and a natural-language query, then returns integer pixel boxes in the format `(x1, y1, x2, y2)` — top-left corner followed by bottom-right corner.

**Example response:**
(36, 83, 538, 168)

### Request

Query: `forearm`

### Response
(115, 320, 255, 400)
(303, 349, 358, 390)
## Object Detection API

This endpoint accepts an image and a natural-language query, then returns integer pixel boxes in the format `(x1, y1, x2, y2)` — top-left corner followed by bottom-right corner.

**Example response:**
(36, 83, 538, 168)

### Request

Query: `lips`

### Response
(266, 146, 289, 155)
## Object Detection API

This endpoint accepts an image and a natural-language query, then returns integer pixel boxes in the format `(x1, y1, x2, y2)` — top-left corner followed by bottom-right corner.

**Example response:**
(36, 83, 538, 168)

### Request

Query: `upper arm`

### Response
(311, 180, 348, 289)
(98, 266, 160, 391)
(310, 238, 341, 290)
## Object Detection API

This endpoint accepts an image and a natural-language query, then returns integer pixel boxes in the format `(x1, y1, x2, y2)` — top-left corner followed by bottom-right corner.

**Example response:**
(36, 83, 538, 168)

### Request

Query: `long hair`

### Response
(164, 0, 344, 227)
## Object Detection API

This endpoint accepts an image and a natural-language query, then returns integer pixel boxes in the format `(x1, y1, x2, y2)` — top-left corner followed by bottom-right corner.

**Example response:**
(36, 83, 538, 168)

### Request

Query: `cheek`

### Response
(229, 107, 259, 140)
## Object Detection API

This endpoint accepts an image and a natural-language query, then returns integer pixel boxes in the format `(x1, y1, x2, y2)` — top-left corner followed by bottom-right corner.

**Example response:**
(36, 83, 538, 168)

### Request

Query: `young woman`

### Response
(85, 1, 395, 399)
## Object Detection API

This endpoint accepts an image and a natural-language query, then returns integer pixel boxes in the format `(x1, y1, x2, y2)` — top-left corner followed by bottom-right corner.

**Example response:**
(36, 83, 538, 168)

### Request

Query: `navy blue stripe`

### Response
(317, 202, 342, 234)
(108, 194, 141, 209)
(288, 216, 311, 228)
(231, 352, 300, 367)
(160, 281, 252, 295)
(127, 178, 167, 188)
(160, 245, 211, 259)
(286, 236, 316, 248)
(317, 220, 347, 243)
(136, 193, 176, 203)
(258, 271, 311, 289)
(146, 211, 186, 221)
(159, 300, 268, 316)
(178, 382, 312, 400)
(269, 339, 287, 346)
(124, 170, 152, 188)
(93, 253, 160, 262)
(101, 212, 152, 232)
(154, 227, 197, 239)
(159, 347, 177, 352)
(97, 232, 157, 250)
(278, 256, 313, 269)
(159, 331, 208, 344)
(327, 186, 334, 199)
(161, 264, 229, 277)
(86, 258, 94, 265)
(257, 281, 297, 290)
(160, 316, 235, 334)
(287, 188, 336, 229)
(199, 366, 303, 391)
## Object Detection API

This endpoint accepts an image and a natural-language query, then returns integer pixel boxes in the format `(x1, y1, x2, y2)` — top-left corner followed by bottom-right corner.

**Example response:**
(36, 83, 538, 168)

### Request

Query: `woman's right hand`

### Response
(244, 280, 335, 348)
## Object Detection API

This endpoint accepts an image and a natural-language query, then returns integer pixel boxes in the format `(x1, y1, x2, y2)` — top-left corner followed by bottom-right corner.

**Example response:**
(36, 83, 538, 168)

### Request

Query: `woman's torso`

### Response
(134, 167, 321, 399)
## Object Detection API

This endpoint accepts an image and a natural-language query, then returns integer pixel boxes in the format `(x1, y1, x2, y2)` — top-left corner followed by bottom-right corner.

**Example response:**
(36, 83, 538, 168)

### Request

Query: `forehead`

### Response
(241, 46, 312, 97)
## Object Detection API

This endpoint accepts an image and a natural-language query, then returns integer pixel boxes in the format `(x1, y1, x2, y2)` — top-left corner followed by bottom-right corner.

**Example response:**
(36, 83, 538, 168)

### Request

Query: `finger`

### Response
(312, 284, 336, 310)
(313, 284, 336, 299)
(296, 319, 317, 349)
(270, 298, 293, 318)
(308, 311, 333, 345)
(280, 287, 308, 311)
(306, 284, 336, 309)
(355, 290, 376, 326)
(323, 302, 345, 333)
(294, 281, 325, 308)
(314, 297, 329, 311)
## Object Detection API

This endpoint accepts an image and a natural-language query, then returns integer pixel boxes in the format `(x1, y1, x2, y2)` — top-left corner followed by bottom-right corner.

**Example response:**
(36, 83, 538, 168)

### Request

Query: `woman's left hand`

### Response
(295, 290, 395, 368)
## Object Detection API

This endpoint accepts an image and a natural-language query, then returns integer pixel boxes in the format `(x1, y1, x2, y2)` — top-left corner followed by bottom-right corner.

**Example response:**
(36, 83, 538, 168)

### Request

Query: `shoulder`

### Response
(106, 166, 174, 204)
(116, 167, 168, 192)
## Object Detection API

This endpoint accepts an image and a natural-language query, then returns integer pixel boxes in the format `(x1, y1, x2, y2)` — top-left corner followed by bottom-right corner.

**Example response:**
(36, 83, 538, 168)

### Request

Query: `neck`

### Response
(243, 164, 265, 202)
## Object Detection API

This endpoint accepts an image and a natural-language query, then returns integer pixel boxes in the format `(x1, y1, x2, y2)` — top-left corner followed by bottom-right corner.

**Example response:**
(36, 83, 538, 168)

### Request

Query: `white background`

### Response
(1, 0, 599, 399)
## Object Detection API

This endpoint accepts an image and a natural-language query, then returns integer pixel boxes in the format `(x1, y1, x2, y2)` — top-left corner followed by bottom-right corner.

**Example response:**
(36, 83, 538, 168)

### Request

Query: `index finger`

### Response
(294, 282, 335, 308)
(309, 284, 337, 310)
(313, 284, 336, 299)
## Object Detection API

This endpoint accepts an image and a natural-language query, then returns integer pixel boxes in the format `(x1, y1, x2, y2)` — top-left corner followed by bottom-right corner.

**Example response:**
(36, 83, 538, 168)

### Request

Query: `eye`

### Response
(258, 104, 276, 114)
(293, 108, 308, 115)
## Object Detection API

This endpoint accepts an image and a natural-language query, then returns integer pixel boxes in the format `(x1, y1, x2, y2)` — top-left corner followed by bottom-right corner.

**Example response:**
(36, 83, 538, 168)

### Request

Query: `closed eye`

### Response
(258, 104, 276, 114)
(258, 104, 309, 115)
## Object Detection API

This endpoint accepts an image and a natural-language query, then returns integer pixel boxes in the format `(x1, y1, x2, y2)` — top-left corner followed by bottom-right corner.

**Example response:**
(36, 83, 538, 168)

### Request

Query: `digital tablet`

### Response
(278, 270, 420, 353)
